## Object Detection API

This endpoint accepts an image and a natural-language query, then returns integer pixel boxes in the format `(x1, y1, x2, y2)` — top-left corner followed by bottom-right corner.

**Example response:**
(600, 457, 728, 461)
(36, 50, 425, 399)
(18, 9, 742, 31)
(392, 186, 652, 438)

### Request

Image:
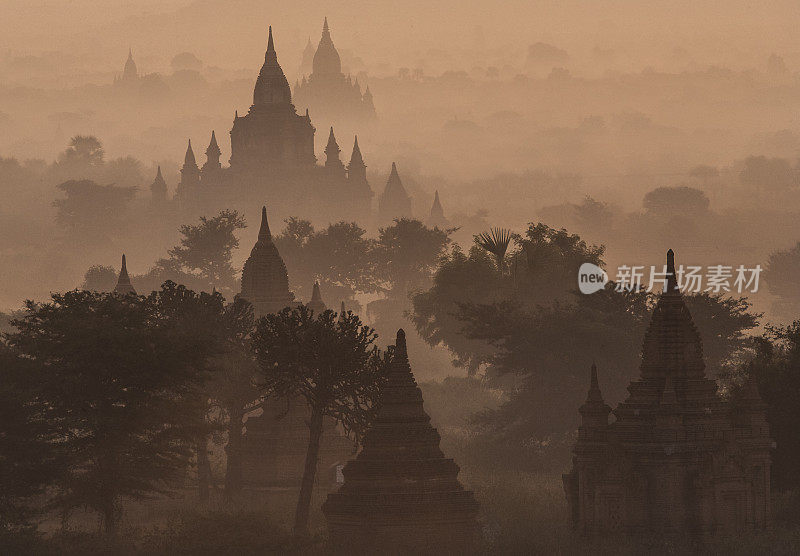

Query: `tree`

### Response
(274, 218, 379, 303)
(733, 323, 800, 491)
(251, 305, 386, 536)
(0, 344, 62, 531)
(474, 227, 514, 273)
(203, 298, 258, 499)
(6, 286, 220, 534)
(58, 135, 105, 167)
(642, 186, 710, 218)
(53, 179, 136, 236)
(764, 242, 800, 319)
(81, 264, 118, 291)
(165, 210, 247, 295)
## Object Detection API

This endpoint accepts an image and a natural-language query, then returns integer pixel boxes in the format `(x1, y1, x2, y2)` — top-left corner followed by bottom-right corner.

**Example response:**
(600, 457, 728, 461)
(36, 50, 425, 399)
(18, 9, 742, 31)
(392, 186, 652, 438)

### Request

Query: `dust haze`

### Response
(2, 1, 800, 553)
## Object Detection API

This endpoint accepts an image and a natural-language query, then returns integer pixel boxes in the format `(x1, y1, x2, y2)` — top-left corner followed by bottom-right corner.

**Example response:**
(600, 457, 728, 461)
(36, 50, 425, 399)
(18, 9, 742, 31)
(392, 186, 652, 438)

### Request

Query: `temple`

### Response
(237, 206, 297, 317)
(235, 207, 354, 489)
(323, 329, 480, 553)
(293, 18, 376, 123)
(308, 281, 326, 314)
(113, 254, 136, 295)
(563, 249, 772, 538)
(427, 190, 448, 228)
(172, 26, 375, 224)
(378, 162, 413, 224)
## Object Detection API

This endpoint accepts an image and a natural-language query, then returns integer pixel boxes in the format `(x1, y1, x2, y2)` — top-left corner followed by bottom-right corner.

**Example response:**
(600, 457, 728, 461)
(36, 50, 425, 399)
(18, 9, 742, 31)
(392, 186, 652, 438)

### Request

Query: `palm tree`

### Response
(474, 227, 514, 273)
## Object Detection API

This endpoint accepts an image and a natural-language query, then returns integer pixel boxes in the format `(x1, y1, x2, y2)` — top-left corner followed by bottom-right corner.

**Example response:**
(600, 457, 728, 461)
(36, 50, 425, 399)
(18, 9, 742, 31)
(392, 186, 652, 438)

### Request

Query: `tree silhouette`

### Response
(165, 210, 247, 295)
(6, 286, 220, 535)
(474, 227, 514, 273)
(251, 305, 386, 536)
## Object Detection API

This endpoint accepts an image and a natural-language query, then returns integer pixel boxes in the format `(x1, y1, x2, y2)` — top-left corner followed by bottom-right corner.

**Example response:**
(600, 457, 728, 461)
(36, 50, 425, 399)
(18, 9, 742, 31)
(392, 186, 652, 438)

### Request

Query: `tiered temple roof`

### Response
(323, 329, 480, 553)
(563, 249, 772, 539)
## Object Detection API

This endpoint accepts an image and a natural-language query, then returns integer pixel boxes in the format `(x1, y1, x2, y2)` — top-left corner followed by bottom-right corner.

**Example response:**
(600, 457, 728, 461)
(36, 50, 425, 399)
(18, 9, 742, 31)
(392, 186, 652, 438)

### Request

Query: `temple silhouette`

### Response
(293, 18, 376, 124)
(563, 250, 772, 538)
(234, 206, 354, 489)
(323, 329, 480, 553)
(172, 26, 376, 224)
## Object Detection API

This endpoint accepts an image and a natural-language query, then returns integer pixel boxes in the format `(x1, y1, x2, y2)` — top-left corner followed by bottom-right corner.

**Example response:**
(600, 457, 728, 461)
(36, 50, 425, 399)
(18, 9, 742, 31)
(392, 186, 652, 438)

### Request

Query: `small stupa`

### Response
(323, 329, 480, 553)
(113, 254, 137, 295)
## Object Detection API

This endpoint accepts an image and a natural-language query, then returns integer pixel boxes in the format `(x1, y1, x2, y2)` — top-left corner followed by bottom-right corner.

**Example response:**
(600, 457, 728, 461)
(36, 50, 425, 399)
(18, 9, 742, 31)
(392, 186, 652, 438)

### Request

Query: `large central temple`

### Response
(563, 250, 772, 539)
(174, 27, 374, 224)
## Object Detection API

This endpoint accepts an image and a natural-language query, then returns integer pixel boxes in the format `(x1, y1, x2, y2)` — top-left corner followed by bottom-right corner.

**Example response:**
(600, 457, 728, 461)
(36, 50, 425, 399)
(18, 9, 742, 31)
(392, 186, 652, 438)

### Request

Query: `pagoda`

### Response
(238, 206, 296, 317)
(563, 249, 772, 538)
(323, 329, 480, 553)
(113, 254, 136, 295)
(237, 243, 354, 489)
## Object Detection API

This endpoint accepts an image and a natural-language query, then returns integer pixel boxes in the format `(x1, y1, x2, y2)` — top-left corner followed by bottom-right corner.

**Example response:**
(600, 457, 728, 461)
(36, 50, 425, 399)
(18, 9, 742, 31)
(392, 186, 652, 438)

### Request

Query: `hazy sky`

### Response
(3, 0, 800, 74)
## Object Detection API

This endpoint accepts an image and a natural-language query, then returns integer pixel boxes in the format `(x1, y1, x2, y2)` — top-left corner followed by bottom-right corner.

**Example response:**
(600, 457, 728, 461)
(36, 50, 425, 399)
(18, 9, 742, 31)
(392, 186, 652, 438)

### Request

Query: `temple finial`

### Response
(258, 206, 271, 240)
(395, 329, 408, 361)
(586, 362, 604, 402)
(666, 248, 678, 294)
(267, 26, 274, 53)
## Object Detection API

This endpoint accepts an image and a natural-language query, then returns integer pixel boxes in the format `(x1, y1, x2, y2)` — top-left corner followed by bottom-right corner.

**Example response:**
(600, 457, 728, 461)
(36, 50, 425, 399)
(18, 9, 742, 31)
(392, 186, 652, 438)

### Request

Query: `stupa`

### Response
(323, 329, 480, 553)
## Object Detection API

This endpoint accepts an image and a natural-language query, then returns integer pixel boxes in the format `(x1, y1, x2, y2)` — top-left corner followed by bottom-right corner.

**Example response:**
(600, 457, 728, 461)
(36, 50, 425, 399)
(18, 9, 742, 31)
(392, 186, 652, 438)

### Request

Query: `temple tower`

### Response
(150, 166, 167, 203)
(323, 329, 480, 553)
(308, 281, 327, 314)
(202, 130, 222, 173)
(113, 254, 137, 295)
(120, 48, 138, 82)
(378, 162, 412, 223)
(238, 206, 296, 317)
(428, 190, 448, 228)
(324, 127, 345, 177)
(229, 26, 316, 171)
(563, 249, 772, 539)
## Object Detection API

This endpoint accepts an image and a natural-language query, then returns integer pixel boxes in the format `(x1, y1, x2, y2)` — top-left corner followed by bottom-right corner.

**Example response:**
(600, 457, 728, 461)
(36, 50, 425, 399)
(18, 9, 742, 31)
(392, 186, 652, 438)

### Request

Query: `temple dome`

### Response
(253, 26, 292, 107)
(239, 206, 295, 316)
(312, 18, 342, 77)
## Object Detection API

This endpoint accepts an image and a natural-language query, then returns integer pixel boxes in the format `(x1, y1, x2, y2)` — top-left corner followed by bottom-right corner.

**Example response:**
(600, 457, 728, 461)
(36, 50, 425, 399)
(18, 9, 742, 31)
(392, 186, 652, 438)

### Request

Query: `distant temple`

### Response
(563, 250, 772, 538)
(172, 26, 375, 224)
(235, 206, 354, 489)
(293, 18, 376, 123)
(427, 190, 449, 228)
(238, 206, 297, 317)
(113, 254, 136, 295)
(323, 329, 480, 553)
(308, 281, 326, 314)
(114, 49, 139, 84)
(378, 162, 412, 224)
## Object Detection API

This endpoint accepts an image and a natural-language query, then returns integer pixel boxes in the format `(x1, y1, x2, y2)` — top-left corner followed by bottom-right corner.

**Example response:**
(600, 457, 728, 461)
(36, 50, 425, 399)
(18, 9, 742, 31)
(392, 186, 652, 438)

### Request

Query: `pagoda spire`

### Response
(579, 362, 611, 429)
(203, 130, 221, 171)
(639, 249, 705, 380)
(253, 25, 292, 106)
(184, 139, 197, 167)
(258, 205, 272, 241)
(325, 127, 344, 172)
(308, 281, 327, 314)
(113, 254, 137, 295)
(266, 25, 276, 62)
(150, 165, 167, 201)
(349, 135, 364, 167)
(325, 127, 340, 158)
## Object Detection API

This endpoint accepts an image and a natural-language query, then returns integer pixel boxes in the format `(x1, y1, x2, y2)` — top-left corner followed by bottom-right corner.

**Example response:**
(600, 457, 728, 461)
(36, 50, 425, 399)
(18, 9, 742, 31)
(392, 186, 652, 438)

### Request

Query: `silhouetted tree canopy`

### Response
(5, 284, 224, 534)
(251, 304, 386, 535)
(164, 209, 246, 295)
